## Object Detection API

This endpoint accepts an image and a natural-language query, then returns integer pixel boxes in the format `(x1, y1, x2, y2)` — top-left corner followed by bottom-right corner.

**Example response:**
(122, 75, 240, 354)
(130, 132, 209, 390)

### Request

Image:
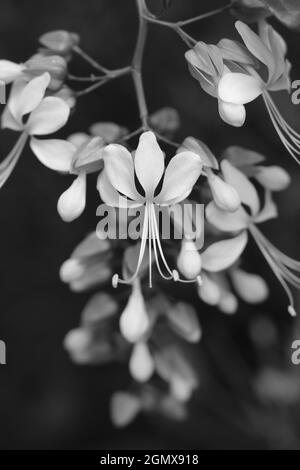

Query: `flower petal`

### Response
(206, 201, 249, 232)
(102, 143, 141, 200)
(57, 173, 86, 222)
(134, 131, 165, 197)
(10, 72, 50, 122)
(0, 60, 25, 83)
(235, 21, 274, 73)
(30, 137, 75, 172)
(97, 171, 142, 208)
(26, 96, 70, 135)
(221, 159, 260, 215)
(218, 73, 263, 105)
(230, 268, 269, 303)
(202, 231, 248, 272)
(254, 190, 278, 224)
(254, 165, 291, 191)
(218, 100, 246, 127)
(155, 151, 202, 205)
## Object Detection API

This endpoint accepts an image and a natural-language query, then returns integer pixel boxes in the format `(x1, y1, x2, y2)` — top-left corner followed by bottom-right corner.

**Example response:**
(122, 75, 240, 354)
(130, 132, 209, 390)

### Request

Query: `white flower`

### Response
(97, 131, 203, 286)
(206, 157, 299, 316)
(30, 133, 105, 221)
(0, 72, 70, 187)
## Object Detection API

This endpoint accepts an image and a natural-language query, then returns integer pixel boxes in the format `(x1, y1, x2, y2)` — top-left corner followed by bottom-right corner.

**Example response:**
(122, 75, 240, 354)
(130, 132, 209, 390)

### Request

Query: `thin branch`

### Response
(177, 3, 232, 27)
(132, 0, 149, 129)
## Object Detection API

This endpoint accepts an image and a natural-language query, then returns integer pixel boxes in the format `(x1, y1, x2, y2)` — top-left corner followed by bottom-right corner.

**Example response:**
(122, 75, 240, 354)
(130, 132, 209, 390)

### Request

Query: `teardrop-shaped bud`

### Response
(57, 173, 86, 222)
(230, 268, 269, 303)
(207, 170, 241, 212)
(177, 239, 202, 279)
(198, 273, 221, 306)
(119, 281, 150, 343)
(129, 341, 155, 382)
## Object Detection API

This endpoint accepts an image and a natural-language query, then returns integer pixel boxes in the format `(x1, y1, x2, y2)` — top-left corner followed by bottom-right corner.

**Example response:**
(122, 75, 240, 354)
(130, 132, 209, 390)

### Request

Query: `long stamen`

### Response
(250, 224, 297, 316)
(151, 204, 202, 285)
(263, 92, 300, 164)
(112, 204, 149, 287)
(148, 202, 152, 288)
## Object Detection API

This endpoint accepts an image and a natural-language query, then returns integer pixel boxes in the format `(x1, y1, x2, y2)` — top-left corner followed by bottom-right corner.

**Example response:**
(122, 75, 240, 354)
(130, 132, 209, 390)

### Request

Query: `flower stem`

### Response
(132, 0, 149, 129)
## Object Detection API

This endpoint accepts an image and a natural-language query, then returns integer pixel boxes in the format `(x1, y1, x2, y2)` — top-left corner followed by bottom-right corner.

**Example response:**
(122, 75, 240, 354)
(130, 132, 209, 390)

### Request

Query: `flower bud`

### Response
(149, 107, 180, 134)
(230, 268, 269, 303)
(110, 392, 141, 428)
(39, 30, 79, 55)
(198, 274, 221, 306)
(25, 54, 67, 90)
(255, 165, 291, 191)
(119, 281, 150, 343)
(218, 292, 238, 314)
(90, 122, 128, 144)
(170, 375, 193, 402)
(177, 239, 202, 279)
(218, 99, 246, 127)
(60, 258, 84, 283)
(207, 170, 241, 212)
(129, 342, 155, 382)
(64, 327, 92, 362)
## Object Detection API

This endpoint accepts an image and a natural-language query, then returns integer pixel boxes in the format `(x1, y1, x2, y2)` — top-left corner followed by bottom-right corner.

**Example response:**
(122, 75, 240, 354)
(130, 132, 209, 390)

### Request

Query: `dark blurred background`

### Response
(1, 0, 300, 450)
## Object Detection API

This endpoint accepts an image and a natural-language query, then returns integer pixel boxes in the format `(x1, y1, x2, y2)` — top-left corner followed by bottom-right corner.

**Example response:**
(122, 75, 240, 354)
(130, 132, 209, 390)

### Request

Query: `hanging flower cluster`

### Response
(0, 1, 300, 427)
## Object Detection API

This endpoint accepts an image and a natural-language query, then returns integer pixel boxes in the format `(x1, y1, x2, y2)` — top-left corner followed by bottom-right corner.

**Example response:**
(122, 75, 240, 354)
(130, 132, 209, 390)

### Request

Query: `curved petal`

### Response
(10, 73, 50, 122)
(218, 73, 263, 105)
(155, 151, 202, 205)
(134, 131, 165, 197)
(254, 190, 278, 224)
(26, 96, 70, 135)
(0, 60, 25, 83)
(218, 100, 246, 127)
(254, 165, 291, 191)
(206, 201, 249, 232)
(97, 171, 143, 208)
(235, 21, 274, 74)
(57, 173, 86, 222)
(102, 143, 141, 200)
(30, 137, 75, 172)
(202, 231, 248, 272)
(221, 159, 260, 215)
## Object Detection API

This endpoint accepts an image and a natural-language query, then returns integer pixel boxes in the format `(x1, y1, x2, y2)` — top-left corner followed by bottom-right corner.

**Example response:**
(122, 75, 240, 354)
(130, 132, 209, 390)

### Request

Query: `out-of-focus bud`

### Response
(255, 165, 291, 191)
(198, 273, 221, 306)
(25, 54, 67, 90)
(60, 258, 84, 283)
(54, 85, 76, 109)
(82, 292, 118, 326)
(64, 327, 92, 362)
(166, 302, 202, 343)
(110, 392, 141, 428)
(170, 375, 193, 402)
(129, 342, 155, 382)
(207, 170, 241, 212)
(39, 30, 79, 56)
(119, 281, 150, 343)
(0, 60, 25, 83)
(218, 292, 238, 314)
(149, 107, 180, 135)
(230, 268, 269, 303)
(90, 122, 128, 144)
(177, 238, 202, 279)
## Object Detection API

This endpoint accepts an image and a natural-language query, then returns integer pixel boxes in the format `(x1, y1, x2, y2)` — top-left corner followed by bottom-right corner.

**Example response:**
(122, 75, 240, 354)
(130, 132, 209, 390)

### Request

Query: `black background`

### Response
(0, 0, 300, 450)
